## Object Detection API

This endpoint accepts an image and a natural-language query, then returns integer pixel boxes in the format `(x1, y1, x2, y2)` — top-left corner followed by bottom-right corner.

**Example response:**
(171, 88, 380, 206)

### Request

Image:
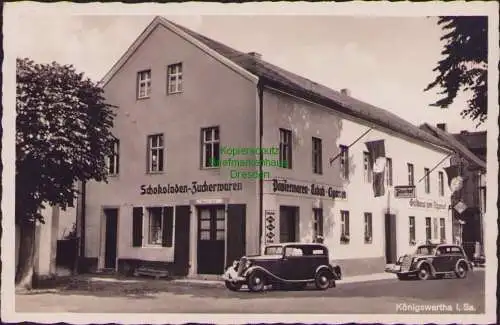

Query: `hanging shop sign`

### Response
(271, 179, 347, 200)
(394, 185, 416, 198)
(409, 198, 448, 210)
(140, 181, 243, 195)
(454, 201, 467, 214)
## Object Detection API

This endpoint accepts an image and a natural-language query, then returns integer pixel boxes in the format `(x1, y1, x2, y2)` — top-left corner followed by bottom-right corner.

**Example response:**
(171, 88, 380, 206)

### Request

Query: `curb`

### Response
(172, 273, 395, 287)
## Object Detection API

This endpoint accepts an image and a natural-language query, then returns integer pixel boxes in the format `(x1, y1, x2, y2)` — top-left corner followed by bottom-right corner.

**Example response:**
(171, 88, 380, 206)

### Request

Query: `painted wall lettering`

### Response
(409, 198, 447, 210)
(140, 181, 243, 195)
(271, 179, 346, 200)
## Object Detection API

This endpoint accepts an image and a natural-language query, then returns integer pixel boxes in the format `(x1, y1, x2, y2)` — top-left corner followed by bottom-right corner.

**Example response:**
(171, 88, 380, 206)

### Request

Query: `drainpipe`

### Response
(257, 80, 264, 254)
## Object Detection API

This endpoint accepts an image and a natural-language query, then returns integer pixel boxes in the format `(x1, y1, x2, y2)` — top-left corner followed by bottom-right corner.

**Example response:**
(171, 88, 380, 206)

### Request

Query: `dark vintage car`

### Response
(386, 244, 473, 280)
(222, 242, 342, 292)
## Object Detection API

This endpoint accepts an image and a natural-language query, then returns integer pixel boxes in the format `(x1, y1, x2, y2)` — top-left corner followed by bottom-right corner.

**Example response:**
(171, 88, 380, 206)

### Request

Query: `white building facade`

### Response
(80, 16, 454, 277)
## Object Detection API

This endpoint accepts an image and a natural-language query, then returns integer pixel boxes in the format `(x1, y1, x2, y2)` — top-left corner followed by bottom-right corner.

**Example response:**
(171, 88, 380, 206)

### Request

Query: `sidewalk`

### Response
(172, 272, 395, 287)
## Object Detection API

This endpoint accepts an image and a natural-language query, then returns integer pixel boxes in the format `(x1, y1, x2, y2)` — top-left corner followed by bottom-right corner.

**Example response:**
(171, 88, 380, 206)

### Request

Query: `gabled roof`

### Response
(419, 123, 486, 171)
(102, 16, 452, 152)
(452, 131, 487, 152)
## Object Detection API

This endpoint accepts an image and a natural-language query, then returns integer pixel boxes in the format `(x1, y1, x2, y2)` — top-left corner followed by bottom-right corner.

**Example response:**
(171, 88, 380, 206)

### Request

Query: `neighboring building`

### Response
(15, 202, 77, 280)
(420, 124, 486, 259)
(81, 16, 457, 278)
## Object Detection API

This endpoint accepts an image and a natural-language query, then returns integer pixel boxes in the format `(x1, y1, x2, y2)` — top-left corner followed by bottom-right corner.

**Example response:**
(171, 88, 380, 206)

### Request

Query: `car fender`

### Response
(455, 258, 470, 272)
(243, 265, 310, 283)
(415, 259, 436, 274)
(315, 265, 336, 279)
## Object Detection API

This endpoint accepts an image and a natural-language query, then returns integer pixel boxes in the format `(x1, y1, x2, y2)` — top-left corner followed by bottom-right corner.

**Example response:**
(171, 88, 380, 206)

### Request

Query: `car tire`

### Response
(247, 272, 266, 292)
(314, 270, 331, 290)
(225, 281, 242, 292)
(455, 262, 468, 279)
(397, 274, 409, 281)
(417, 265, 431, 280)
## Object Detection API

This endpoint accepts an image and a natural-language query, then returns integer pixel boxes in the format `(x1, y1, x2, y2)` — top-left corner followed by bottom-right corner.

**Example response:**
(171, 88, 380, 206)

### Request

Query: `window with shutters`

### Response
(132, 206, 173, 247)
(147, 207, 163, 246)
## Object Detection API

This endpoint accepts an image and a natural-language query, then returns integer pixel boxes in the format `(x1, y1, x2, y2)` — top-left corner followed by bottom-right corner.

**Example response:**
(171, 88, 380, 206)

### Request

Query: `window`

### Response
(147, 207, 163, 245)
(279, 128, 292, 169)
(312, 208, 324, 242)
(433, 217, 438, 239)
(106, 139, 120, 175)
(138, 207, 174, 247)
(386, 157, 393, 186)
(167, 63, 183, 94)
(147, 134, 164, 173)
(438, 171, 444, 196)
(312, 137, 323, 174)
(201, 127, 220, 168)
(137, 70, 151, 99)
(425, 217, 431, 241)
(440, 218, 446, 242)
(479, 186, 486, 213)
(363, 152, 372, 183)
(339, 145, 349, 180)
(424, 168, 430, 193)
(409, 216, 416, 244)
(364, 212, 373, 244)
(340, 210, 350, 244)
(407, 163, 414, 186)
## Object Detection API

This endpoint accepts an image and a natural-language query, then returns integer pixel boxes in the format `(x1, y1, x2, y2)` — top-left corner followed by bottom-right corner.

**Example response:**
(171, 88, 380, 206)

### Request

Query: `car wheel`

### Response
(455, 262, 468, 279)
(247, 272, 266, 292)
(314, 270, 331, 290)
(397, 274, 409, 281)
(225, 281, 242, 291)
(417, 265, 431, 280)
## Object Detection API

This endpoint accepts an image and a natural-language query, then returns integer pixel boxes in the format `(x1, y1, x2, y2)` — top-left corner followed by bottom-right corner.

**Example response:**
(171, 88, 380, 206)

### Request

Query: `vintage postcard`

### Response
(2, 1, 498, 324)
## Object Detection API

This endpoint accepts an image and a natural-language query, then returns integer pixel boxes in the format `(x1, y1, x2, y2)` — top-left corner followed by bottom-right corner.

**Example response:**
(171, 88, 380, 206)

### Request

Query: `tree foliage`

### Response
(16, 58, 116, 224)
(424, 16, 488, 126)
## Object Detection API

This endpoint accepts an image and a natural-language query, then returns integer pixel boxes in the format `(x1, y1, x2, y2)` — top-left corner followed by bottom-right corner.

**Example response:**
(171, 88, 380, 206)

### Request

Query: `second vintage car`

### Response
(386, 243, 473, 280)
(222, 242, 342, 292)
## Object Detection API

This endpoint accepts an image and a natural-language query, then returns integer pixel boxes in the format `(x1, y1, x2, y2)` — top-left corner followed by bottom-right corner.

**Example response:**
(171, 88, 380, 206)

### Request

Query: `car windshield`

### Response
(415, 246, 436, 255)
(264, 246, 283, 255)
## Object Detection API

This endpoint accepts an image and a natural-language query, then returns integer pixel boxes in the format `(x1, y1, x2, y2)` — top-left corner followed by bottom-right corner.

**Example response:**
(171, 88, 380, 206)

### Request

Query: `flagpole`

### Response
(329, 128, 373, 165)
(417, 153, 454, 183)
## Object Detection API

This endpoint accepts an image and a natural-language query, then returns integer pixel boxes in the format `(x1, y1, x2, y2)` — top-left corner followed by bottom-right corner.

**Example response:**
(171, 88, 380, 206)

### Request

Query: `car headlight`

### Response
(244, 260, 252, 269)
(232, 260, 239, 268)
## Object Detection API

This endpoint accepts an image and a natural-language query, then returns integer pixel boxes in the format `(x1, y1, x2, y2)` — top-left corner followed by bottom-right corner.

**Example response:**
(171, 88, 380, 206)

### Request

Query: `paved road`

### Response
(15, 271, 484, 314)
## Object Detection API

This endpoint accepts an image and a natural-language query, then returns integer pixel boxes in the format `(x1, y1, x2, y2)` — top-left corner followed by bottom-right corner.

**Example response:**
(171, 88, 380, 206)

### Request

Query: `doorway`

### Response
(197, 205, 225, 274)
(103, 208, 118, 269)
(384, 213, 397, 263)
(279, 206, 299, 243)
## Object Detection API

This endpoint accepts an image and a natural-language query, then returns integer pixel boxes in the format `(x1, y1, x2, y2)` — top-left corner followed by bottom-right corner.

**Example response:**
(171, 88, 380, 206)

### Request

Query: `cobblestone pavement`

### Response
(15, 270, 485, 314)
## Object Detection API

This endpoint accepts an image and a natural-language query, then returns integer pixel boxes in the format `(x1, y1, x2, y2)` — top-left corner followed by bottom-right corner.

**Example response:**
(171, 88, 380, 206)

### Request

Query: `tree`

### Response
(424, 16, 487, 126)
(16, 58, 115, 289)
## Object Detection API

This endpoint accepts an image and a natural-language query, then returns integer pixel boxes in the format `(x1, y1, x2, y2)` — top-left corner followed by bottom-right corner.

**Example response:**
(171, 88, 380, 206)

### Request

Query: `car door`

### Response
(282, 246, 307, 280)
(432, 246, 449, 272)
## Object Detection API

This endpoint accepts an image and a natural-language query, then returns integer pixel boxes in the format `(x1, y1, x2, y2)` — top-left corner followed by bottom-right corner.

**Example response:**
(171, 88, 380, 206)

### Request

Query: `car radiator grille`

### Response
(401, 256, 412, 272)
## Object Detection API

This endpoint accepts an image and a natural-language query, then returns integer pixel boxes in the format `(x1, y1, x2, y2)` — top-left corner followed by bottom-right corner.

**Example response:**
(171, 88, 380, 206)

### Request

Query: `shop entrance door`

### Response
(279, 206, 299, 243)
(385, 213, 397, 263)
(103, 208, 118, 269)
(197, 205, 225, 274)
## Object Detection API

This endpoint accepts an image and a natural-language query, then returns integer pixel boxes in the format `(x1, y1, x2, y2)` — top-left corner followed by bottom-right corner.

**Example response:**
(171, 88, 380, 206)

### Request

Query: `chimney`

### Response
(436, 123, 447, 132)
(340, 88, 351, 96)
(247, 52, 262, 60)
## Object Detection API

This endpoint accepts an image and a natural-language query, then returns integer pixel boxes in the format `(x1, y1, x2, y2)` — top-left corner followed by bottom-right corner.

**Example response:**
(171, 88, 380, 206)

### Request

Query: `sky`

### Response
(10, 13, 488, 133)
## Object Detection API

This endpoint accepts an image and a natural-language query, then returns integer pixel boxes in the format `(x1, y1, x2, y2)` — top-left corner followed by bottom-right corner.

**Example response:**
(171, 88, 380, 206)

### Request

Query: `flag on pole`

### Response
(444, 165, 463, 192)
(365, 140, 386, 197)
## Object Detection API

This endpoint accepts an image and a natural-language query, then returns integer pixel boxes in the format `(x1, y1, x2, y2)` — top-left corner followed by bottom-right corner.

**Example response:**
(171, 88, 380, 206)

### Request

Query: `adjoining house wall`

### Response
(85, 23, 258, 276)
(261, 88, 453, 276)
